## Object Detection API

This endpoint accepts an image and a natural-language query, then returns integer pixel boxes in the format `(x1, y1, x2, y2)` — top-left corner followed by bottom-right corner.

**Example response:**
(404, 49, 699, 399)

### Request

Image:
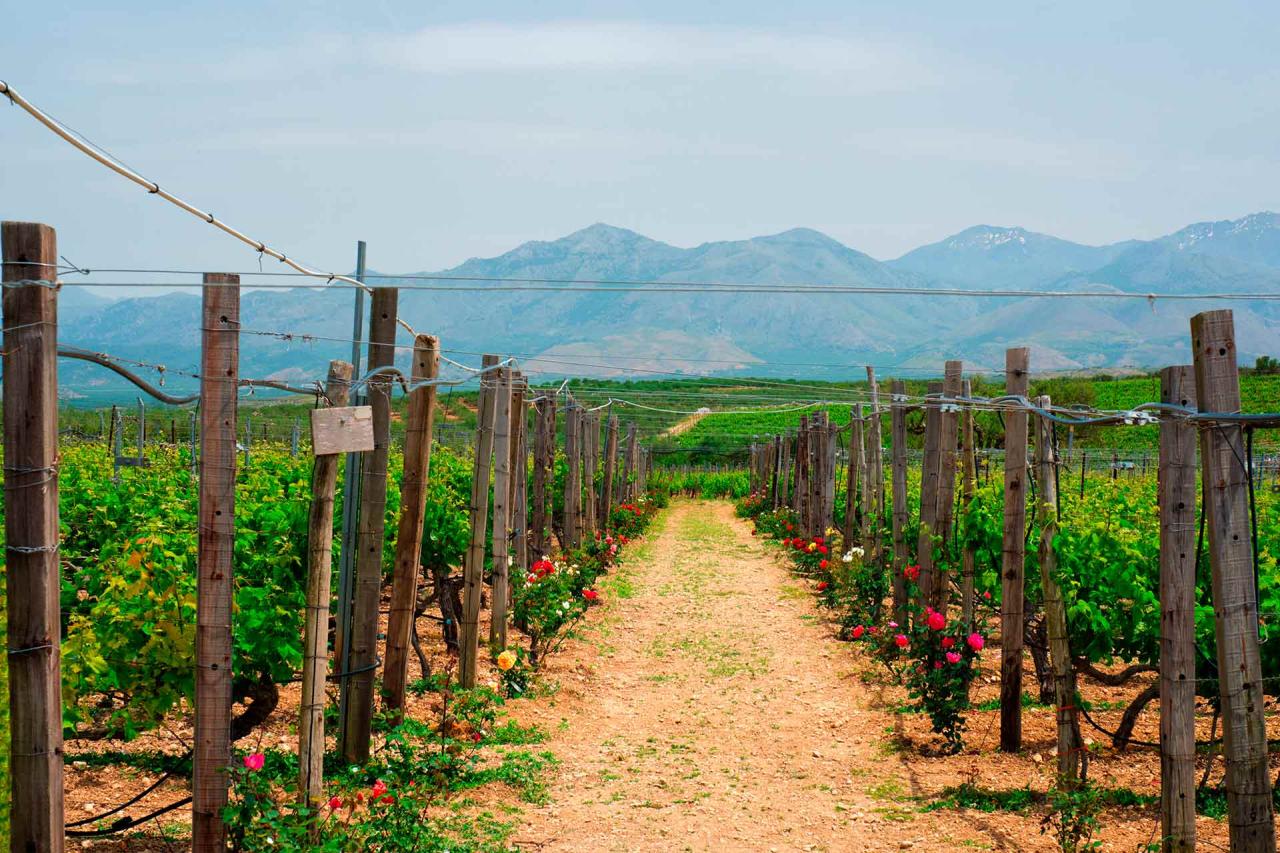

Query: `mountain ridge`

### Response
(57, 213, 1280, 402)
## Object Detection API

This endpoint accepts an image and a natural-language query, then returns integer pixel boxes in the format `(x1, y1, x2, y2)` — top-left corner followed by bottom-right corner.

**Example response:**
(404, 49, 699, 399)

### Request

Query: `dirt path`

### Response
(511, 499, 990, 852)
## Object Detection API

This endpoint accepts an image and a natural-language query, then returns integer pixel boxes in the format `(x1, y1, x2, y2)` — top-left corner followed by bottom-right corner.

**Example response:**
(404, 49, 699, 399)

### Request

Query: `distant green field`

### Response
(52, 372, 1277, 464)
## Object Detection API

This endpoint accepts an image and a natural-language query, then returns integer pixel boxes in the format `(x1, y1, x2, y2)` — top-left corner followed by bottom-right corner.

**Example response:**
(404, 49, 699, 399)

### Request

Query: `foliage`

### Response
(223, 683, 540, 852)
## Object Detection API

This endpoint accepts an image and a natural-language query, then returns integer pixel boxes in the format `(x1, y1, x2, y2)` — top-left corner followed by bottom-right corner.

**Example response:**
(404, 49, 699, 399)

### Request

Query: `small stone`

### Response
(71, 761, 88, 771)
(899, 842, 914, 850)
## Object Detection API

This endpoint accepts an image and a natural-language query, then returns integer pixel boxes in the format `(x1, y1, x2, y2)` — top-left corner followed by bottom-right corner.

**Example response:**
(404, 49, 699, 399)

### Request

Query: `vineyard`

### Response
(2, 87, 1280, 853)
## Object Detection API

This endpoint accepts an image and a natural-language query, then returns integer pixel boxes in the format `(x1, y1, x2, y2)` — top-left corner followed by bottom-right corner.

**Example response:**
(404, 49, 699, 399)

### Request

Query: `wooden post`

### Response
(770, 434, 782, 509)
(531, 398, 555, 557)
(2, 221, 64, 853)
(1190, 311, 1276, 849)
(384, 334, 440, 717)
(916, 382, 943, 608)
(820, 413, 836, 534)
(193, 272, 239, 851)
(582, 410, 598, 536)
(489, 368, 513, 650)
(459, 354, 500, 688)
(960, 379, 978, 630)
(933, 361, 963, 610)
(341, 287, 397, 763)
(1158, 366, 1197, 853)
(866, 368, 885, 566)
(795, 415, 810, 531)
(890, 381, 909, 627)
(621, 422, 637, 501)
(298, 360, 353, 810)
(510, 372, 529, 574)
(843, 409, 859, 545)
(602, 412, 618, 524)
(1000, 347, 1030, 753)
(857, 405, 871, 548)
(1035, 397, 1082, 785)
(564, 402, 581, 549)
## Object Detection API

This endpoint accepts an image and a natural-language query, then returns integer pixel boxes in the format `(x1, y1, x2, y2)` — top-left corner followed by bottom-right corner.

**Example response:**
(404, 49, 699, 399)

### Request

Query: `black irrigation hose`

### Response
(65, 795, 193, 838)
(65, 749, 193, 837)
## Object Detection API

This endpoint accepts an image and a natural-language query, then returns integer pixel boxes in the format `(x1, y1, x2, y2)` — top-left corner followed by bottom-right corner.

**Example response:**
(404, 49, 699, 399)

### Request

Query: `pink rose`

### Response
(966, 633, 985, 652)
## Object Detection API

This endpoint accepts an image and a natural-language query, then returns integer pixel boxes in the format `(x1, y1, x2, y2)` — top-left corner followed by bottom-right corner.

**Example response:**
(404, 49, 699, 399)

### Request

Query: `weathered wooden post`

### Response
(489, 367, 514, 650)
(2, 221, 65, 853)
(510, 372, 529, 574)
(299, 360, 355, 811)
(932, 361, 963, 610)
(1190, 311, 1276, 849)
(341, 287, 397, 763)
(866, 367, 885, 564)
(1000, 347, 1030, 753)
(582, 409, 598, 535)
(960, 379, 978, 629)
(384, 334, 440, 717)
(564, 401, 581, 548)
(916, 382, 943, 608)
(193, 272, 239, 851)
(1158, 366, 1197, 853)
(1035, 396, 1081, 786)
(889, 381, 909, 626)
(460, 355, 500, 689)
(857, 404, 872, 548)
(602, 412, 619, 523)
(531, 397, 555, 557)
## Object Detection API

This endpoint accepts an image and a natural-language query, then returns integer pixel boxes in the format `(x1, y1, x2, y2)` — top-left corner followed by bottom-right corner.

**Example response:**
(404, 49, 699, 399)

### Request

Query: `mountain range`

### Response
(56, 212, 1280, 402)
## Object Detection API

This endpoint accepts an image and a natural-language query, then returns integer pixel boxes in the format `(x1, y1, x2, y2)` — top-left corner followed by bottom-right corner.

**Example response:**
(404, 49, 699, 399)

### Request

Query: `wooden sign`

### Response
(310, 405, 374, 456)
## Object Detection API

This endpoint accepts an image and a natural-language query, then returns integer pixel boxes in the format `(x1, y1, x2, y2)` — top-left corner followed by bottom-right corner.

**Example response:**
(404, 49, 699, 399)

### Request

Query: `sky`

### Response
(3, 1, 1278, 283)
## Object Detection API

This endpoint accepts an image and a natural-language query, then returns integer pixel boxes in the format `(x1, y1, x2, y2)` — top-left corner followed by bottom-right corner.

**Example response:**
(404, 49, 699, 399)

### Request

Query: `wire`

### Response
(44, 277, 1280, 301)
(0, 81, 421, 339)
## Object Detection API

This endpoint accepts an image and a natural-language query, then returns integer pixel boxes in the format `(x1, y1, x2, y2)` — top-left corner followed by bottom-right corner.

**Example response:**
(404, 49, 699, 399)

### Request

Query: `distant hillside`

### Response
(56, 213, 1280, 403)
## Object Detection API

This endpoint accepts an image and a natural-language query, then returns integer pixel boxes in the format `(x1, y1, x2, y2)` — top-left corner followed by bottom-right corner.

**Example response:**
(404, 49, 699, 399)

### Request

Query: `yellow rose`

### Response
(496, 650, 517, 671)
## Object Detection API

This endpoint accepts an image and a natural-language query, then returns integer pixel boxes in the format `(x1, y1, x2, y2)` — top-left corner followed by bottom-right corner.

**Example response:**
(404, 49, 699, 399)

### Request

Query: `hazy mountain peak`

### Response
(751, 227, 846, 248)
(946, 224, 1033, 250)
(1157, 211, 1280, 267)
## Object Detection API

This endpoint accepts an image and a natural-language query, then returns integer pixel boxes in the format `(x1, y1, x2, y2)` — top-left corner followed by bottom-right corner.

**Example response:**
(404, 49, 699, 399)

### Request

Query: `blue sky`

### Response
(3, 1, 1277, 280)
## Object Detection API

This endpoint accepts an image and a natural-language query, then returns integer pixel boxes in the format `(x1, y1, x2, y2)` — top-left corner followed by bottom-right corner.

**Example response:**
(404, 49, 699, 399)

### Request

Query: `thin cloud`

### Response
(372, 21, 939, 88)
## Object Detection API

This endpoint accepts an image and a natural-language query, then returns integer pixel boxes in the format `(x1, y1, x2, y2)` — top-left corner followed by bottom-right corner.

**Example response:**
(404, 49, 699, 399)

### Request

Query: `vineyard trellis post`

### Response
(1035, 396, 1082, 787)
(960, 378, 978, 630)
(889, 380, 910, 627)
(1000, 347, 1030, 753)
(602, 411, 618, 523)
(583, 409, 598, 535)
(334, 241, 368, 738)
(510, 371, 529, 574)
(341, 286, 398, 763)
(933, 361, 963, 611)
(916, 382, 943, 609)
(531, 397, 555, 557)
(857, 404, 871, 549)
(2, 221, 65, 853)
(795, 415, 810, 532)
(460, 354, 500, 688)
(193, 272, 240, 851)
(844, 409, 859, 545)
(299, 359, 354, 813)
(384, 333, 440, 718)
(821, 412, 836, 534)
(866, 367, 885, 566)
(1190, 310, 1276, 850)
(771, 434, 783, 509)
(1158, 365, 1197, 853)
(623, 421, 637, 501)
(489, 367, 514, 651)
(564, 400, 581, 548)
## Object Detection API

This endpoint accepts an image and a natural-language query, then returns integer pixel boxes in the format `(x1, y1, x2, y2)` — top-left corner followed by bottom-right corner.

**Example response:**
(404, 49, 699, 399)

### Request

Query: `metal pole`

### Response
(336, 240, 367, 722)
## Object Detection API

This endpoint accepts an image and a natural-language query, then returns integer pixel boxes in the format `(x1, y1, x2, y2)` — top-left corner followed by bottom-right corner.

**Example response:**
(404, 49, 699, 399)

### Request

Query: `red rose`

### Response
(371, 780, 388, 798)
(894, 634, 909, 648)
(817, 580, 829, 591)
(851, 625, 865, 639)
(941, 637, 955, 649)
(819, 560, 829, 570)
